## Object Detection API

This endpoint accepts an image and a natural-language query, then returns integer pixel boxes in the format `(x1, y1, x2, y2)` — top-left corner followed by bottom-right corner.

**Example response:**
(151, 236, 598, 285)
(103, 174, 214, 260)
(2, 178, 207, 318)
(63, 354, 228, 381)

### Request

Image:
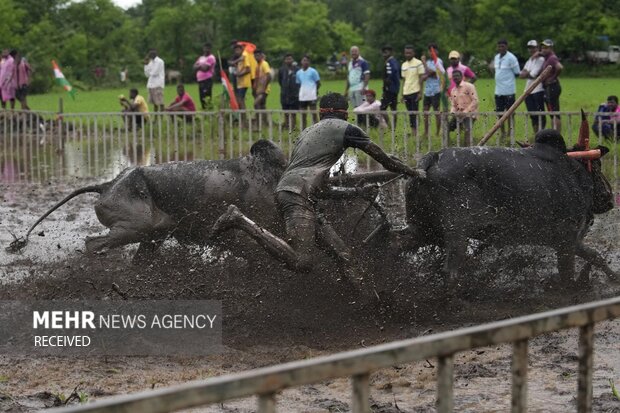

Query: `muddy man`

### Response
(211, 92, 424, 281)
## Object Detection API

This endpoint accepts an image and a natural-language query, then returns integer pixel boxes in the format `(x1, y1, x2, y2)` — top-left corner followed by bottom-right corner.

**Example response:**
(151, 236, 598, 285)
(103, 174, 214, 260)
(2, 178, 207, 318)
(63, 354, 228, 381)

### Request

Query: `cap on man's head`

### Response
(363, 89, 376, 97)
(497, 39, 508, 45)
(448, 50, 460, 59)
(542, 39, 554, 47)
(527, 40, 538, 47)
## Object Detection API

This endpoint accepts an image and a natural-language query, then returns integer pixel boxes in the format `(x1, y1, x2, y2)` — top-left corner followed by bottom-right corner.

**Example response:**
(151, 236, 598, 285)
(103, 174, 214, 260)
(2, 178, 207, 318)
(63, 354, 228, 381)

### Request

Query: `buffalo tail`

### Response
(6, 184, 107, 253)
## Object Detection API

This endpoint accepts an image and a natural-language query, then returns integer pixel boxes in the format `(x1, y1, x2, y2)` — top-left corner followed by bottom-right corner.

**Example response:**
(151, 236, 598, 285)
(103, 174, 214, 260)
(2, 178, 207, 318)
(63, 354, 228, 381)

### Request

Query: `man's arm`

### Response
(361, 141, 421, 177)
(144, 60, 152, 78)
(554, 60, 563, 77)
(344, 124, 420, 178)
(465, 66, 477, 83)
(362, 60, 370, 90)
(512, 55, 521, 76)
(464, 85, 479, 114)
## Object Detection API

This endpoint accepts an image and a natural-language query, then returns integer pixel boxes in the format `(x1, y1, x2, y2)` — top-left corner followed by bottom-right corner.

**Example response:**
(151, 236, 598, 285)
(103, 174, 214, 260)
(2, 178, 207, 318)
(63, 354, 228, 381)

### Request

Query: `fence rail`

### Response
(0, 109, 618, 184)
(48, 296, 620, 413)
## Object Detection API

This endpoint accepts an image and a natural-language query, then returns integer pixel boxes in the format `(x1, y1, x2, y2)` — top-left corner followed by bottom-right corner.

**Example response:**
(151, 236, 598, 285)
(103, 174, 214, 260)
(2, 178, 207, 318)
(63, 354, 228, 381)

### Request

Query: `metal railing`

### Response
(0, 109, 618, 184)
(49, 296, 620, 413)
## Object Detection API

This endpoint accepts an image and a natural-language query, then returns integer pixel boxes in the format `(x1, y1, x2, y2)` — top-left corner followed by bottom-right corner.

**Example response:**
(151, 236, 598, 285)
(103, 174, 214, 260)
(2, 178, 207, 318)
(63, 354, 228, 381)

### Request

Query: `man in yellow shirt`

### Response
(400, 45, 425, 135)
(119, 88, 149, 129)
(233, 43, 252, 110)
(253, 50, 271, 125)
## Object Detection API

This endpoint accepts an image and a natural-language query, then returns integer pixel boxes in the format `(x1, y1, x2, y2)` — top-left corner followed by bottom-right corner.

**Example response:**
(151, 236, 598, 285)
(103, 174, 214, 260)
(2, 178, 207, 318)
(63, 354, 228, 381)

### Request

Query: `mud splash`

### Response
(1, 181, 619, 412)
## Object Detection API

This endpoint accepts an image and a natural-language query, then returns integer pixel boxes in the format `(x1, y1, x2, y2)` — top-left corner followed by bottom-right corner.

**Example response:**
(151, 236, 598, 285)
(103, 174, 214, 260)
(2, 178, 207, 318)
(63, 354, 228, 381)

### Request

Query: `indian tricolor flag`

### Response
(52, 60, 76, 100)
(218, 53, 238, 110)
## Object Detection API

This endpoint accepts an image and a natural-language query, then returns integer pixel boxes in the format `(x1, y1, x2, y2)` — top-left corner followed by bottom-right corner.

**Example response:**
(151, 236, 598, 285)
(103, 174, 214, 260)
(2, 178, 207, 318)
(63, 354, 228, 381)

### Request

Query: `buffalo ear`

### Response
(596, 145, 610, 156)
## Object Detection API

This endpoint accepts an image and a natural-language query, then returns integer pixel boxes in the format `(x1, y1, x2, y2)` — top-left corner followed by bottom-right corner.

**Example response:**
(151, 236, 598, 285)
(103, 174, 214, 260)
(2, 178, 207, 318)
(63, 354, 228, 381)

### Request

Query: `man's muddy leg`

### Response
(576, 242, 618, 280)
(211, 205, 310, 271)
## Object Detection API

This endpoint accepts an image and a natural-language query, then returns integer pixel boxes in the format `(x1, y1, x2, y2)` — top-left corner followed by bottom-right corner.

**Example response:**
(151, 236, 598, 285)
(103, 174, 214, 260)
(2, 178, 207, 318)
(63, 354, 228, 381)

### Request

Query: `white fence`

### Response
(47, 296, 620, 413)
(0, 109, 618, 184)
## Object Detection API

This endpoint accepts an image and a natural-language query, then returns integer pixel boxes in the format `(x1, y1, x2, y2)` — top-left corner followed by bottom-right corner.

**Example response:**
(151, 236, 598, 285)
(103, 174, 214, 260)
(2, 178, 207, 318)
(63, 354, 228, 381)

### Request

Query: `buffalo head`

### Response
(250, 139, 287, 170)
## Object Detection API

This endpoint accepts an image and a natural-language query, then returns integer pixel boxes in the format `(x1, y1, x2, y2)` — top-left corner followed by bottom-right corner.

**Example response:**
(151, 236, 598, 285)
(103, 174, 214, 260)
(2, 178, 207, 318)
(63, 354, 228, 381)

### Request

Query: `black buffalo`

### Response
(405, 129, 615, 283)
(10, 140, 287, 260)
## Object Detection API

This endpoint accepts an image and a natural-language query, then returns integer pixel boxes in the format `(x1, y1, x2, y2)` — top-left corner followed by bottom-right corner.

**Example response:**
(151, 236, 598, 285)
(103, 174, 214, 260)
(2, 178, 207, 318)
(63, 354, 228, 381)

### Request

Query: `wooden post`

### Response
(511, 339, 528, 413)
(351, 373, 371, 413)
(577, 324, 594, 413)
(478, 66, 552, 146)
(257, 393, 276, 413)
(218, 111, 225, 160)
(437, 355, 454, 413)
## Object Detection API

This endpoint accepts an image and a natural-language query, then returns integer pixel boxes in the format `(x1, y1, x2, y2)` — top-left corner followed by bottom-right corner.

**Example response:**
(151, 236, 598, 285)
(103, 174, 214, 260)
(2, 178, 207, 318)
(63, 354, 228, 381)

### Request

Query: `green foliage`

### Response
(611, 379, 620, 401)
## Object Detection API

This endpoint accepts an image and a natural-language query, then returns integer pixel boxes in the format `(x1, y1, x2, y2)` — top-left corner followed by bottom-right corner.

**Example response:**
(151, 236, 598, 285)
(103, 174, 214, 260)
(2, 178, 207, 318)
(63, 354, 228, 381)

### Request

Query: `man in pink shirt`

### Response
(446, 50, 476, 96)
(0, 49, 16, 109)
(13, 50, 32, 110)
(193, 43, 216, 110)
(166, 84, 196, 120)
(449, 70, 479, 146)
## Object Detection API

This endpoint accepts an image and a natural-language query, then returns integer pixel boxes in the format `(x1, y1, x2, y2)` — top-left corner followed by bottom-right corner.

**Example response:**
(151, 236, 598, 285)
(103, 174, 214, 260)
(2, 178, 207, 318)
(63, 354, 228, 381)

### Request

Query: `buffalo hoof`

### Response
(575, 263, 593, 290)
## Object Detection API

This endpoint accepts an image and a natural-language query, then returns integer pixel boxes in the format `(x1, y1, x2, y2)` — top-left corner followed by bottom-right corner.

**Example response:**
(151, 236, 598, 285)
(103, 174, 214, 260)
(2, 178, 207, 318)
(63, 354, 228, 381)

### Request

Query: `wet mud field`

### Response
(1, 180, 620, 412)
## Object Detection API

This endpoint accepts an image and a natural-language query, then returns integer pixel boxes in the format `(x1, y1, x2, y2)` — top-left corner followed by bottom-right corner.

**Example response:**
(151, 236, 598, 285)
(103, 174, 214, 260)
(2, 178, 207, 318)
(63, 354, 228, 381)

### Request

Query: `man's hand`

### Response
(406, 167, 426, 179)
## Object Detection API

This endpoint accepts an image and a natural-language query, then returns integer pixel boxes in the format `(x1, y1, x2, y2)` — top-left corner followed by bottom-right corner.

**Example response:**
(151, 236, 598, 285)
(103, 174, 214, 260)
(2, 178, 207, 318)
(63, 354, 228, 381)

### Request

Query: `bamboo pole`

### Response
(478, 65, 552, 146)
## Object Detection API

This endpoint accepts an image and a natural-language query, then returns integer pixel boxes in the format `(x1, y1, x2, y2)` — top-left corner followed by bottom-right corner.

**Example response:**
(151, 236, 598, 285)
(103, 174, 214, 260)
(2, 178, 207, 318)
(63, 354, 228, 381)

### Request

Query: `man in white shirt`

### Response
(353, 89, 387, 128)
(144, 49, 165, 112)
(519, 40, 546, 132)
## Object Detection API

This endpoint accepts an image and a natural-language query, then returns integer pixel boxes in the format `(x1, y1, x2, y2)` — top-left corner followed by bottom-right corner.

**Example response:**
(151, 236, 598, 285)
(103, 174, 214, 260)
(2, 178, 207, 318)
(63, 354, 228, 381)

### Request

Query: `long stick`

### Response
(478, 65, 552, 146)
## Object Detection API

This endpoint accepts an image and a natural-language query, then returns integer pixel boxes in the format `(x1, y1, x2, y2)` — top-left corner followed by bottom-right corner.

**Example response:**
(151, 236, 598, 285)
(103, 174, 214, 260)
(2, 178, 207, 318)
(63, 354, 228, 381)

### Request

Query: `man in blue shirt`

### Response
(296, 55, 321, 129)
(422, 43, 446, 137)
(380, 45, 400, 116)
(490, 39, 520, 138)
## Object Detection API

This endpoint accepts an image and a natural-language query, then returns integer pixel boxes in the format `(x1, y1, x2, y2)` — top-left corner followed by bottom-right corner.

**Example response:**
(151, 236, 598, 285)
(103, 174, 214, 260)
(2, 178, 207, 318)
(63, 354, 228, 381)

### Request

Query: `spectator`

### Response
(489, 39, 520, 139)
(519, 40, 546, 132)
(592, 95, 619, 140)
(193, 43, 216, 110)
(339, 52, 347, 73)
(166, 84, 196, 117)
(422, 43, 446, 137)
(380, 45, 400, 124)
(446, 50, 476, 96)
(449, 70, 479, 146)
(119, 88, 149, 129)
(354, 89, 387, 129)
(344, 46, 370, 109)
(0, 50, 7, 109)
(120, 67, 128, 83)
(401, 45, 425, 135)
(253, 50, 271, 125)
(296, 55, 320, 129)
(143, 49, 165, 112)
(232, 43, 252, 110)
(540, 39, 563, 132)
(278, 53, 299, 130)
(13, 50, 32, 110)
(0, 49, 16, 110)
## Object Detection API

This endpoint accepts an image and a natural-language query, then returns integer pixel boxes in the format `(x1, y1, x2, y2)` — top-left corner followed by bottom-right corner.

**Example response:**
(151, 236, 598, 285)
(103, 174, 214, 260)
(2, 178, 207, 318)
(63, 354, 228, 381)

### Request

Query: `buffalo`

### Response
(9, 139, 287, 260)
(404, 128, 616, 284)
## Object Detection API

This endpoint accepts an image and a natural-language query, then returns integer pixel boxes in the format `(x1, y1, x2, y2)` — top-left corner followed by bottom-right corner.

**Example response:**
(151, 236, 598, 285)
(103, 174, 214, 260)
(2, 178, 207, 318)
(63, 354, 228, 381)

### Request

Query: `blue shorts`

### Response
(235, 87, 248, 98)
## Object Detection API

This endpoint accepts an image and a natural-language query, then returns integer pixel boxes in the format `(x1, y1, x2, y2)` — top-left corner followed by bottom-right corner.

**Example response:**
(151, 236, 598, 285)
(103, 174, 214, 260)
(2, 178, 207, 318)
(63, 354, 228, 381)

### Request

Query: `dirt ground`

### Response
(1, 180, 619, 412)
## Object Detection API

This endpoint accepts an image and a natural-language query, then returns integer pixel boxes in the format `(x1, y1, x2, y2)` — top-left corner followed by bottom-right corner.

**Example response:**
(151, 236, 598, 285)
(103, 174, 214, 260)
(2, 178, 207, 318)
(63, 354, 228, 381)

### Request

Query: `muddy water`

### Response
(1, 179, 620, 412)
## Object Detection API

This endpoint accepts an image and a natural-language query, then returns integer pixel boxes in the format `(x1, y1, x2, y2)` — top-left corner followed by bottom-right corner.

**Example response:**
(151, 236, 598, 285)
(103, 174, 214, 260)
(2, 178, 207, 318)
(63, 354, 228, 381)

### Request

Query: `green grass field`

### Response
(27, 78, 618, 114)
